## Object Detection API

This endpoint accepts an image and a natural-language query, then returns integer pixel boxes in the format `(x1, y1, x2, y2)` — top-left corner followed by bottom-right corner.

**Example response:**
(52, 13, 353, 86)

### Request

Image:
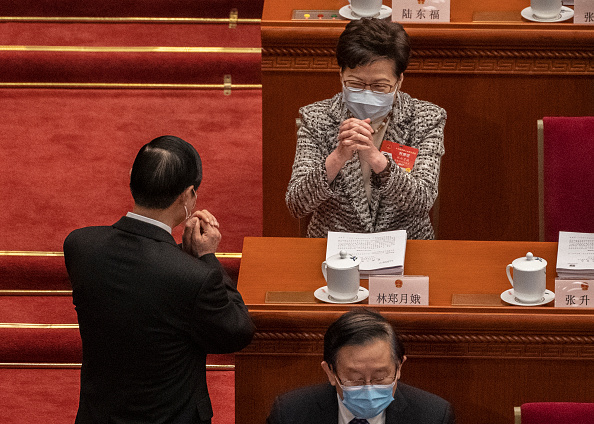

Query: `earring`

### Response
(184, 205, 190, 220)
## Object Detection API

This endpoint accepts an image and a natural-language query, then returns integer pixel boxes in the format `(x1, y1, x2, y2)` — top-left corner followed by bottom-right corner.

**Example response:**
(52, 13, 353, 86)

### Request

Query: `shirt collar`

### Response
(126, 212, 172, 234)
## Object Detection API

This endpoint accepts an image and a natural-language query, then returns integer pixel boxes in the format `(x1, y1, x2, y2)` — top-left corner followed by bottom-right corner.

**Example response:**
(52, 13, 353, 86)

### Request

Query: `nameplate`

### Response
(368, 275, 429, 305)
(574, 0, 594, 24)
(392, 0, 450, 23)
(554, 279, 593, 308)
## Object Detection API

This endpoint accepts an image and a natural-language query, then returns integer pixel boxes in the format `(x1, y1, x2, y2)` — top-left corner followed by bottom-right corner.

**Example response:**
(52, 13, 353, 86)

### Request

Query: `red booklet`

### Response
(380, 140, 419, 173)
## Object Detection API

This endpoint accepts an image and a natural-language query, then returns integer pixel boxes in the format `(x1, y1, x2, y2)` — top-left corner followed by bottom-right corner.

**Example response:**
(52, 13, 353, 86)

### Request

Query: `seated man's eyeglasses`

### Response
(333, 372, 398, 387)
(343, 80, 397, 94)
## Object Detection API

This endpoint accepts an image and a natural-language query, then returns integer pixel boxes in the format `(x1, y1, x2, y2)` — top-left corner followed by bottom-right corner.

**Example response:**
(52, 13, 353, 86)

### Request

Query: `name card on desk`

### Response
(554, 280, 593, 308)
(574, 0, 594, 24)
(392, 0, 450, 23)
(369, 275, 429, 305)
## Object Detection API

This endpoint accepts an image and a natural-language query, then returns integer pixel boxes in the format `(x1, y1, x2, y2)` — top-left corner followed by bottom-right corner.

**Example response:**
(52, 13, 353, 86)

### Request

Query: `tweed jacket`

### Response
(285, 91, 446, 239)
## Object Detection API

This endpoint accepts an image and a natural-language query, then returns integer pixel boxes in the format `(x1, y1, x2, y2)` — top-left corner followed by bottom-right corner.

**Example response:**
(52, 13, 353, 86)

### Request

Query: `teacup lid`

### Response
(326, 250, 361, 269)
(512, 252, 547, 270)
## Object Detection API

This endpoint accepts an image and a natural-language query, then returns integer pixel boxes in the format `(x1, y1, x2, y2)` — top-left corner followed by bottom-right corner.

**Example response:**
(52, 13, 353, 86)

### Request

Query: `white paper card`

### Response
(554, 279, 593, 308)
(326, 230, 406, 273)
(368, 275, 429, 305)
(392, 0, 450, 23)
(573, 0, 594, 24)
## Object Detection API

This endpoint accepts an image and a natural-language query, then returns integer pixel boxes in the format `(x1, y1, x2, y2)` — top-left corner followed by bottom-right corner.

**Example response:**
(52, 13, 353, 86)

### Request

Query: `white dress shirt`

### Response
(126, 212, 172, 234)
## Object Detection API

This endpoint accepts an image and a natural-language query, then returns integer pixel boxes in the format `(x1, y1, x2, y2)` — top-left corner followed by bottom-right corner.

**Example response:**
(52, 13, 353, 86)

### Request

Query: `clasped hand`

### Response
(336, 118, 385, 168)
(182, 209, 221, 258)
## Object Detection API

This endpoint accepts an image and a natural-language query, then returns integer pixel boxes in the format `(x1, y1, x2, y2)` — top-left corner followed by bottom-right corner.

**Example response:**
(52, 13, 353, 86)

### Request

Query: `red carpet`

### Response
(0, 88, 262, 253)
(0, 0, 264, 19)
(0, 368, 235, 424)
(0, 50, 261, 85)
(1, 7, 256, 423)
(0, 23, 261, 48)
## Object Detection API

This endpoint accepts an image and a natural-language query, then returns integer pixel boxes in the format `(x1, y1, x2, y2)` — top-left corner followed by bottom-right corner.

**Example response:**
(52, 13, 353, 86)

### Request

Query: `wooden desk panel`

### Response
(261, 0, 594, 240)
(235, 237, 594, 424)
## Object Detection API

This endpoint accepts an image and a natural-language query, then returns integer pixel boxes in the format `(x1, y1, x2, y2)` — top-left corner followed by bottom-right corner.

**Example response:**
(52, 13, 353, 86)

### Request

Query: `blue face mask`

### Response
(342, 86, 396, 122)
(340, 382, 396, 419)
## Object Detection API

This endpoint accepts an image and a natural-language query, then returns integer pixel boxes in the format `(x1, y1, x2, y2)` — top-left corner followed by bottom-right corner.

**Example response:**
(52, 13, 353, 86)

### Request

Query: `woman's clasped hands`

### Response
(332, 117, 388, 173)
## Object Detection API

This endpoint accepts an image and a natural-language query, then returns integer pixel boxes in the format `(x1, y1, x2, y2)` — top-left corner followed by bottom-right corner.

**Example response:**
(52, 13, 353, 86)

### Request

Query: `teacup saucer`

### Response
(500, 289, 555, 306)
(314, 286, 369, 304)
(520, 6, 574, 22)
(339, 5, 392, 20)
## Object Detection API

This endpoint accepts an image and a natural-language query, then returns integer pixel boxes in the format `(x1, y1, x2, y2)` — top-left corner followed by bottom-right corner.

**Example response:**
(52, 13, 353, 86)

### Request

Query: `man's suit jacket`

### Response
(267, 382, 455, 424)
(64, 216, 255, 424)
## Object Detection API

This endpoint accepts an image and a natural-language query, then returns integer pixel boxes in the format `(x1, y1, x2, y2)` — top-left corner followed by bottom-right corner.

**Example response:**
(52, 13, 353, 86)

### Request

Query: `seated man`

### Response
(267, 309, 454, 424)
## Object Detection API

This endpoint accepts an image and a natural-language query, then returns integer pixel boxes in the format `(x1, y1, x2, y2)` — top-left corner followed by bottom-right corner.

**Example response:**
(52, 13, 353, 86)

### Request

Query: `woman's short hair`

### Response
(130, 135, 202, 209)
(336, 18, 410, 78)
(323, 309, 405, 369)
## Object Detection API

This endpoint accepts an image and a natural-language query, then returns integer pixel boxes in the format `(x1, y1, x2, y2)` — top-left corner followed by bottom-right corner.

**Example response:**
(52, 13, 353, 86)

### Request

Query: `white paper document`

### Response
(556, 231, 594, 278)
(326, 230, 407, 275)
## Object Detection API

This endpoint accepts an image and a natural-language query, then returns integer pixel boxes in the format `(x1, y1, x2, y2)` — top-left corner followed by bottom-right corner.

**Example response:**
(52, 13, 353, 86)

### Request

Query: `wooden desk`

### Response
(261, 0, 594, 241)
(235, 237, 594, 424)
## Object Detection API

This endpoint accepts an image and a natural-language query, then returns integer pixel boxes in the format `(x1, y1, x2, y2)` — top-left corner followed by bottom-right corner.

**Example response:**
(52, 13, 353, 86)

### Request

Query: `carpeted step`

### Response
(0, 368, 235, 424)
(0, 255, 71, 290)
(0, 88, 262, 254)
(0, 254, 241, 290)
(0, 48, 261, 85)
(0, 295, 236, 366)
(0, 0, 264, 19)
(0, 22, 261, 48)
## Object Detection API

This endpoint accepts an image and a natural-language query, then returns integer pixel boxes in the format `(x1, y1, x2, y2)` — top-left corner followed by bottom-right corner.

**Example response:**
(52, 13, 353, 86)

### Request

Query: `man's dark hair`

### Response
(336, 18, 410, 78)
(130, 135, 202, 209)
(324, 309, 405, 369)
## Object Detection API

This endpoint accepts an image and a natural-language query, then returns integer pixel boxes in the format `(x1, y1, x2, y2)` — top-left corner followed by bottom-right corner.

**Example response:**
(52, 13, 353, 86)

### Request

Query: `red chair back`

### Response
(542, 117, 594, 242)
(521, 402, 594, 424)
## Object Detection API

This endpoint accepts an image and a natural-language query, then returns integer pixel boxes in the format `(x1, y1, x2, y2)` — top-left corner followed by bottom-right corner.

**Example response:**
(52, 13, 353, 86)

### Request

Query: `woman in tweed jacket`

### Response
(285, 18, 446, 239)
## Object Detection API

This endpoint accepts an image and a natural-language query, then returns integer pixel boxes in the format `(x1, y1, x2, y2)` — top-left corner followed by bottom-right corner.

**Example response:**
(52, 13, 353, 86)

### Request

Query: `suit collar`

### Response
(113, 216, 178, 246)
(317, 384, 341, 424)
(386, 384, 410, 421)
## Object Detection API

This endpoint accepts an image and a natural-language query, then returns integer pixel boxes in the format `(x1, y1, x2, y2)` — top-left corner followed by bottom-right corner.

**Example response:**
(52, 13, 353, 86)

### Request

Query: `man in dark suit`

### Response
(64, 135, 255, 424)
(267, 309, 454, 424)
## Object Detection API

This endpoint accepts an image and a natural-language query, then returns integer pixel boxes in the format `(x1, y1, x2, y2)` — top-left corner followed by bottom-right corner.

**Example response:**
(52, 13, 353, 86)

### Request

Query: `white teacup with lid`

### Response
(322, 250, 361, 301)
(506, 252, 547, 303)
(530, 0, 562, 19)
(349, 0, 383, 17)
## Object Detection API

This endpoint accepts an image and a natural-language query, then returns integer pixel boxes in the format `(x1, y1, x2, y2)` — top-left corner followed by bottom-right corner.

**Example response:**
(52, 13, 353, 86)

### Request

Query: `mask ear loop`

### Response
(184, 187, 197, 220)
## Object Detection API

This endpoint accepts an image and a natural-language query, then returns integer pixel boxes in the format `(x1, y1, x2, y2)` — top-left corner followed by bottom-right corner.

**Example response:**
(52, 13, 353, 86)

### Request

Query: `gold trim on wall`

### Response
(0, 251, 242, 258)
(0, 290, 72, 296)
(0, 362, 82, 368)
(0, 363, 234, 370)
(0, 323, 78, 328)
(0, 45, 261, 54)
(0, 16, 261, 24)
(0, 82, 262, 89)
(0, 250, 64, 256)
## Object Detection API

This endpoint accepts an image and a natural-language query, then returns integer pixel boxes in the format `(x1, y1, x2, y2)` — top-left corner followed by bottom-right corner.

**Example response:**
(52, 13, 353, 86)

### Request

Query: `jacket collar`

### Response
(386, 384, 409, 419)
(113, 216, 178, 246)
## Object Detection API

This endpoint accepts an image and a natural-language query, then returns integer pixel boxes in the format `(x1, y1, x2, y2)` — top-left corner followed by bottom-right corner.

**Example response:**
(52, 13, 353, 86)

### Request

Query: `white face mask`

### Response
(342, 86, 396, 122)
